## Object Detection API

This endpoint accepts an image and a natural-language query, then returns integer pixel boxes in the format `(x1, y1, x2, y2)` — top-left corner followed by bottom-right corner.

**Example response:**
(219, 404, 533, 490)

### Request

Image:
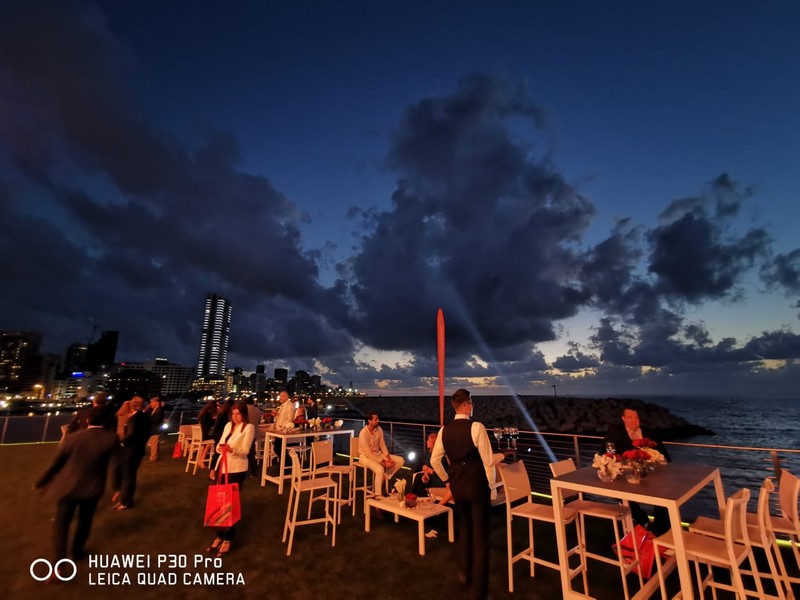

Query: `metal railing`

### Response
(6, 412, 798, 517)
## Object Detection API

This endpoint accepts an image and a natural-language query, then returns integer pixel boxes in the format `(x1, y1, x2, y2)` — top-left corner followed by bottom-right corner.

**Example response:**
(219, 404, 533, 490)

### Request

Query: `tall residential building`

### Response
(84, 330, 118, 372)
(0, 331, 42, 391)
(196, 293, 232, 378)
(146, 358, 193, 396)
(274, 368, 288, 384)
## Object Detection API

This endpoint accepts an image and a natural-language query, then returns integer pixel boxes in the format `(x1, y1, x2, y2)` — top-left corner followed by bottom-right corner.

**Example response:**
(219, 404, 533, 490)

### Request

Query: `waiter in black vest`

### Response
(431, 388, 494, 600)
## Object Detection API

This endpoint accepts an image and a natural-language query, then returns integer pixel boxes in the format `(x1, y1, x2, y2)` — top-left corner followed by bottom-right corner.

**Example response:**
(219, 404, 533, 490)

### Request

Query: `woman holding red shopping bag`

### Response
(205, 401, 254, 557)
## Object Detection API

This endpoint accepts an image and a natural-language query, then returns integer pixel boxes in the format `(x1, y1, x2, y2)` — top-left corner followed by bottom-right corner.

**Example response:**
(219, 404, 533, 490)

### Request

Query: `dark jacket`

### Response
(36, 426, 119, 501)
(121, 411, 150, 455)
(145, 403, 165, 436)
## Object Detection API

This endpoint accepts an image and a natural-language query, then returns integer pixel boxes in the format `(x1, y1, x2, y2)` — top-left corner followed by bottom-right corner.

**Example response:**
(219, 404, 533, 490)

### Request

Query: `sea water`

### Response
(641, 395, 800, 506)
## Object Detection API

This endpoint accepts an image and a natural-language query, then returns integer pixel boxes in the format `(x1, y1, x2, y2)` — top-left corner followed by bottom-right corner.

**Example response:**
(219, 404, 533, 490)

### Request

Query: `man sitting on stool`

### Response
(603, 407, 672, 535)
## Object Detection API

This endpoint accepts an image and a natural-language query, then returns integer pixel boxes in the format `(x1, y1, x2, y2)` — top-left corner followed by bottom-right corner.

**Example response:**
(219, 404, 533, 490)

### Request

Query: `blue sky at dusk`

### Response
(2, 0, 799, 397)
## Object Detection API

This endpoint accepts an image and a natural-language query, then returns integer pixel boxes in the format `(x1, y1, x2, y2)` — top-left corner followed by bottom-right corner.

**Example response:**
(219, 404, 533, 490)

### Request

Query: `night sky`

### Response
(2, 0, 799, 397)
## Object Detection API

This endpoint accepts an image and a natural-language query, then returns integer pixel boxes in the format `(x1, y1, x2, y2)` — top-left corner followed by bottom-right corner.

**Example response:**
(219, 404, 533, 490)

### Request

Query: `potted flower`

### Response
(404, 493, 418, 509)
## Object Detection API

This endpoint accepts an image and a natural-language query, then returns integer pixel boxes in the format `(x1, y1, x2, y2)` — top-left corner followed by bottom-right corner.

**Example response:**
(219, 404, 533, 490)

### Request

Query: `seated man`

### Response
(412, 432, 447, 496)
(603, 407, 672, 535)
(358, 411, 404, 497)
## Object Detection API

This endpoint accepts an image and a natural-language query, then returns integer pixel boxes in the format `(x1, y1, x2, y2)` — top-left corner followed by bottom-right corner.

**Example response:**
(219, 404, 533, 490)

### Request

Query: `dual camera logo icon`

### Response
(30, 558, 78, 582)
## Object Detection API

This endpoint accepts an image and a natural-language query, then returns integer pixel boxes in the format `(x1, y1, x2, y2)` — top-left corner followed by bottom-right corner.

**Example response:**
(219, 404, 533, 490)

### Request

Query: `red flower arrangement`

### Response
(622, 449, 650, 461)
(321, 417, 332, 425)
(404, 493, 418, 509)
(294, 416, 307, 426)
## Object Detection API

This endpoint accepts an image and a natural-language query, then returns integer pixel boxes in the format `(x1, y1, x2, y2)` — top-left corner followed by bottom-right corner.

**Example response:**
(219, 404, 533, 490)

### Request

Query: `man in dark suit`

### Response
(603, 407, 672, 535)
(114, 396, 150, 510)
(431, 389, 494, 600)
(65, 392, 117, 434)
(35, 407, 119, 561)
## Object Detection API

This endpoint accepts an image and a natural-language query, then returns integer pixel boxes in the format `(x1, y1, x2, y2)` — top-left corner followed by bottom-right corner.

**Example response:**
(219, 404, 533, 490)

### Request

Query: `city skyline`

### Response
(2, 2, 799, 398)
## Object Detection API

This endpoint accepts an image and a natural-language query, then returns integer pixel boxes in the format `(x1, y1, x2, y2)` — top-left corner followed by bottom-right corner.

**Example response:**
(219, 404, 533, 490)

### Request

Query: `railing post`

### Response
(0, 415, 8, 445)
(573, 435, 582, 467)
(42, 413, 51, 443)
(771, 449, 782, 479)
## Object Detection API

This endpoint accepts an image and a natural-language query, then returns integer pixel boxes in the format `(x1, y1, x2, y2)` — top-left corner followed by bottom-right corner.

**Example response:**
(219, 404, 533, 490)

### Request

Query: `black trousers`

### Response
(454, 491, 491, 600)
(119, 448, 144, 507)
(630, 501, 670, 535)
(54, 495, 101, 559)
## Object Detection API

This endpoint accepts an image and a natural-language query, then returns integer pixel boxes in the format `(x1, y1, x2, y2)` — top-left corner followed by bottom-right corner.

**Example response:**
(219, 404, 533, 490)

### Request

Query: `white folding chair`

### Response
(655, 488, 763, 600)
(500, 461, 586, 593)
(185, 424, 214, 474)
(769, 470, 800, 586)
(550, 458, 641, 600)
(691, 478, 793, 599)
(282, 448, 338, 556)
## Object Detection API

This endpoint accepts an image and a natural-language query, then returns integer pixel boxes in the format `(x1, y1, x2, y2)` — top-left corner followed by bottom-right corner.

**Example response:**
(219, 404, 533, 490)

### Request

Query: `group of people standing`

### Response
(34, 392, 165, 567)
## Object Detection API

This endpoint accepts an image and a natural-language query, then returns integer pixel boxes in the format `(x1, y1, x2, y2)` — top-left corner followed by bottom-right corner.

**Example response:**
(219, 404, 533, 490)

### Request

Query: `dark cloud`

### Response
(1, 4, 798, 396)
(342, 73, 593, 361)
(760, 249, 800, 293)
(0, 0, 353, 367)
(648, 176, 771, 302)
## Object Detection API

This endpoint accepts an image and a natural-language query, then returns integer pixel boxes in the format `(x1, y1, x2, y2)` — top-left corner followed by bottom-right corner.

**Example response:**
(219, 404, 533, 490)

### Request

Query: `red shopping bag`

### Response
(172, 440, 183, 458)
(203, 448, 241, 528)
(615, 524, 661, 579)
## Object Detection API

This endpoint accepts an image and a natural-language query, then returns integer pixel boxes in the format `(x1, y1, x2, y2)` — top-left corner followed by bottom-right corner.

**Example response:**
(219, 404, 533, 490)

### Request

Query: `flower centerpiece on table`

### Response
(321, 417, 332, 429)
(308, 417, 321, 430)
(404, 493, 418, 509)
(393, 478, 407, 504)
(592, 452, 623, 482)
(633, 438, 666, 465)
(622, 448, 651, 483)
(293, 416, 307, 429)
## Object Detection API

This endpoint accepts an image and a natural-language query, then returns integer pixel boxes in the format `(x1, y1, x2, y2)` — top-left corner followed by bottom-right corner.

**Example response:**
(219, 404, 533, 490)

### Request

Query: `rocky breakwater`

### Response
(343, 395, 713, 441)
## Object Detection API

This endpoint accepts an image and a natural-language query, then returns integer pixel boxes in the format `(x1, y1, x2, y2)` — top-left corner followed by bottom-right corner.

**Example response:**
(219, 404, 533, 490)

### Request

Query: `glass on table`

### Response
(493, 427, 503, 448)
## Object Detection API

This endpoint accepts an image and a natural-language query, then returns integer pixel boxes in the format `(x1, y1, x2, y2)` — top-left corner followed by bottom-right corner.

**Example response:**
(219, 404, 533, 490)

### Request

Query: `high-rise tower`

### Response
(196, 293, 231, 378)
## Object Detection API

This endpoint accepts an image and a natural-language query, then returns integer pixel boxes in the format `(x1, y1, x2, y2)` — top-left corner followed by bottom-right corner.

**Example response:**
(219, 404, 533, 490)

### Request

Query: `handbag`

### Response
(203, 447, 241, 528)
(615, 524, 665, 579)
(172, 440, 183, 458)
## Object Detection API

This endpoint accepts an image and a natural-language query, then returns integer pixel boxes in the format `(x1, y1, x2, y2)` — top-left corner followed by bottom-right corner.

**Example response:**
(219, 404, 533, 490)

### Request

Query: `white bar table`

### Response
(365, 496, 454, 556)
(550, 463, 725, 600)
(260, 427, 354, 494)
